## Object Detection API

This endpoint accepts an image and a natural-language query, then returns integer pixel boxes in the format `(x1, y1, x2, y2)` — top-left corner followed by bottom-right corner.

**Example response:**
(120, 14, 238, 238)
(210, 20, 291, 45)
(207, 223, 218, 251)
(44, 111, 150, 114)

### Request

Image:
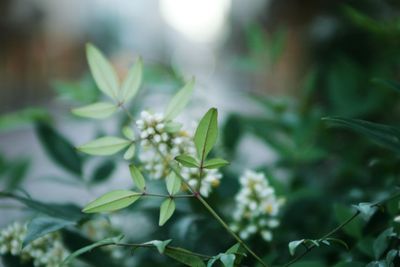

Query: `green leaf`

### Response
(324, 238, 349, 250)
(175, 155, 199, 168)
(0, 192, 84, 221)
(334, 204, 364, 239)
(225, 243, 246, 266)
(373, 228, 395, 259)
(35, 122, 82, 176)
(23, 216, 74, 248)
(60, 235, 123, 266)
(119, 57, 142, 103)
(165, 78, 195, 121)
(82, 190, 140, 213)
(220, 254, 236, 267)
(289, 239, 304, 256)
(166, 172, 181, 195)
(123, 144, 136, 160)
(122, 126, 135, 140)
(90, 160, 115, 184)
(78, 136, 131, 156)
(129, 164, 146, 191)
(143, 239, 172, 254)
(72, 102, 117, 119)
(164, 247, 206, 267)
(159, 198, 176, 226)
(203, 158, 229, 169)
(0, 107, 49, 132)
(353, 202, 378, 221)
(194, 108, 218, 161)
(86, 43, 119, 100)
(165, 121, 183, 133)
(323, 117, 400, 154)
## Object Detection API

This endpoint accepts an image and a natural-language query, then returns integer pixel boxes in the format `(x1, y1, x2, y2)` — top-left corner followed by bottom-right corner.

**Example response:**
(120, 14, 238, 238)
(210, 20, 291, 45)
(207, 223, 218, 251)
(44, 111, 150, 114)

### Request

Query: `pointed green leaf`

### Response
(164, 247, 206, 267)
(165, 78, 195, 121)
(175, 155, 199, 168)
(194, 108, 218, 160)
(129, 164, 146, 191)
(78, 136, 130, 156)
(60, 235, 124, 266)
(159, 198, 176, 226)
(35, 122, 82, 176)
(122, 126, 135, 140)
(289, 239, 304, 256)
(166, 172, 181, 195)
(23, 216, 75, 248)
(323, 117, 400, 154)
(324, 238, 349, 250)
(72, 102, 117, 119)
(203, 158, 229, 169)
(119, 57, 142, 103)
(82, 190, 140, 213)
(123, 144, 136, 160)
(86, 43, 119, 100)
(143, 239, 172, 254)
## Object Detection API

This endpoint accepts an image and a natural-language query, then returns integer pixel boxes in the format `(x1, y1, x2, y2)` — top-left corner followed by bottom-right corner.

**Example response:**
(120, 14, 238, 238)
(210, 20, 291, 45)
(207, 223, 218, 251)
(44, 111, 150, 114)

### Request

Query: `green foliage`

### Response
(78, 136, 131, 156)
(175, 154, 199, 168)
(194, 108, 218, 161)
(159, 198, 176, 226)
(164, 78, 195, 121)
(72, 102, 118, 119)
(129, 164, 146, 191)
(35, 122, 83, 176)
(82, 190, 141, 213)
(166, 173, 181, 195)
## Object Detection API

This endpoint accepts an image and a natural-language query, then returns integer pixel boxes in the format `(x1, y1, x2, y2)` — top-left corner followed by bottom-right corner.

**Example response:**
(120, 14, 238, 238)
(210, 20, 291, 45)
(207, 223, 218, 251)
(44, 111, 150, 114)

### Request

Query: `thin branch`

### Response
(283, 190, 400, 267)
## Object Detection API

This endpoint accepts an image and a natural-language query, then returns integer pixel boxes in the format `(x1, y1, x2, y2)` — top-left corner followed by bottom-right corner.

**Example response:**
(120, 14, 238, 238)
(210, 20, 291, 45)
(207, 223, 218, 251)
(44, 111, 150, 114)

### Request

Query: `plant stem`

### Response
(283, 190, 400, 267)
(143, 192, 195, 199)
(152, 144, 268, 267)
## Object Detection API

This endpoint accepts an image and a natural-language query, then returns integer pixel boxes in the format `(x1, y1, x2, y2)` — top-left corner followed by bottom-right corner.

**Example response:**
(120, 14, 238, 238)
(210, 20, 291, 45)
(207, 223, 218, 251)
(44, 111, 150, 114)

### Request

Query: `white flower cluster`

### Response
(136, 110, 222, 197)
(230, 170, 284, 241)
(0, 222, 68, 267)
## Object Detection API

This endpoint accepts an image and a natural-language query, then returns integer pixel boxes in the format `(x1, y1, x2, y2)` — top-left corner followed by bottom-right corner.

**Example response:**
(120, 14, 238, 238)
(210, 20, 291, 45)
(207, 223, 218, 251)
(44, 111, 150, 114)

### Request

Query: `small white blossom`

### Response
(231, 170, 284, 242)
(136, 110, 222, 197)
(0, 222, 68, 267)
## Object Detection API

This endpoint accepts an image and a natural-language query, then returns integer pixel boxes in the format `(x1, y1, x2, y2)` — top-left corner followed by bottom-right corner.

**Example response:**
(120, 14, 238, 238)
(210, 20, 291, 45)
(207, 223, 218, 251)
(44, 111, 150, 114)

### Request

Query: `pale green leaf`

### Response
(175, 155, 199, 168)
(82, 190, 140, 213)
(194, 108, 218, 160)
(203, 158, 229, 169)
(123, 144, 136, 160)
(86, 43, 119, 100)
(122, 126, 135, 140)
(166, 172, 181, 195)
(119, 57, 142, 103)
(289, 239, 304, 256)
(60, 235, 123, 266)
(78, 136, 130, 156)
(165, 78, 195, 121)
(159, 198, 176, 226)
(129, 164, 146, 191)
(72, 102, 117, 119)
(220, 254, 235, 267)
(143, 239, 172, 254)
(165, 121, 183, 133)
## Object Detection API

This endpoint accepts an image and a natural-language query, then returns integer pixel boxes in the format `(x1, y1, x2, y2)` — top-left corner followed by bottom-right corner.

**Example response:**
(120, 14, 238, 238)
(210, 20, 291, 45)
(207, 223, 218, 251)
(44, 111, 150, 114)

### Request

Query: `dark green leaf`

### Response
(323, 117, 400, 154)
(91, 160, 115, 184)
(35, 122, 83, 176)
(373, 228, 396, 260)
(23, 216, 74, 248)
(164, 247, 206, 267)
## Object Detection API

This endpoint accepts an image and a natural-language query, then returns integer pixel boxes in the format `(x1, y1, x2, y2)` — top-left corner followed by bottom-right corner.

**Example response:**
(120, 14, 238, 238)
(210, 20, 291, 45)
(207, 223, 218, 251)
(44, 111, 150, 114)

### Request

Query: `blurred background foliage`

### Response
(2, 0, 400, 266)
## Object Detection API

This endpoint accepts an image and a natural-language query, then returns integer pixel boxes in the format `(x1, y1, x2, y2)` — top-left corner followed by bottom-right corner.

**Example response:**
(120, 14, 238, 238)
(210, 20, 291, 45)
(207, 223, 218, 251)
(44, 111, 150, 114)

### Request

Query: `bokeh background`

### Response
(2, 0, 400, 266)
